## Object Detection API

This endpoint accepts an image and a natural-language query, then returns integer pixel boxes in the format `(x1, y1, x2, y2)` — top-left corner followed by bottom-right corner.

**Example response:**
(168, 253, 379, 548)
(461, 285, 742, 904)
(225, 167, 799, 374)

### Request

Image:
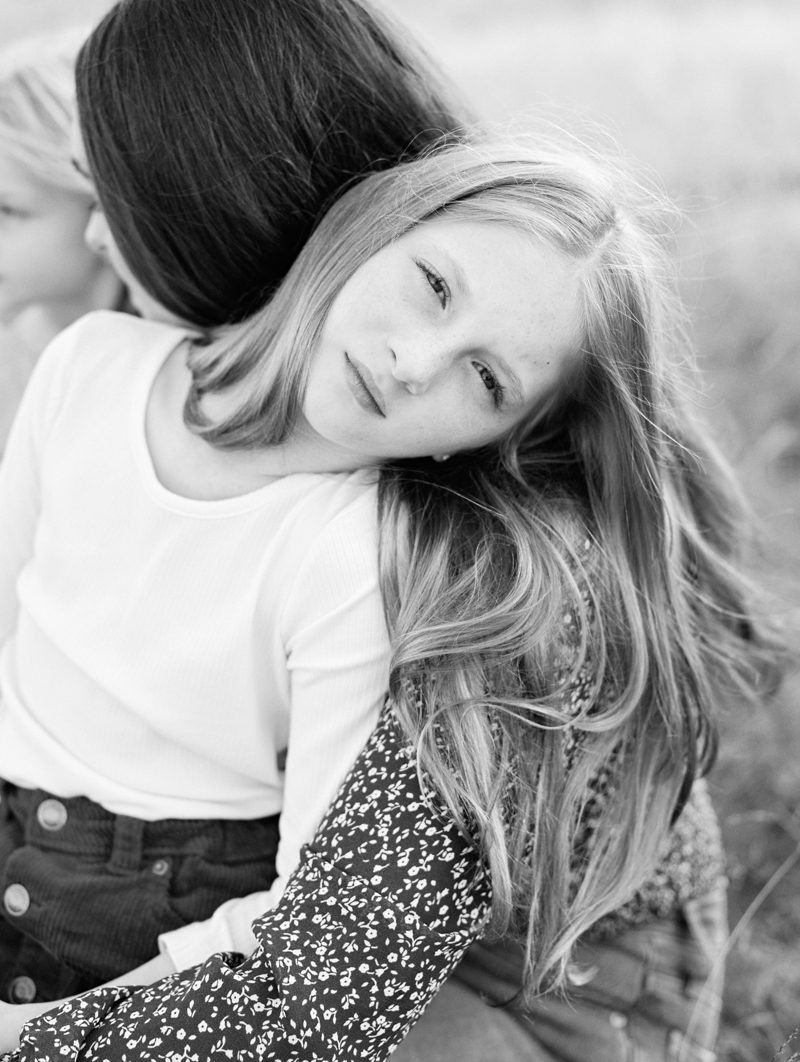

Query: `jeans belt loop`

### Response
(108, 814, 145, 873)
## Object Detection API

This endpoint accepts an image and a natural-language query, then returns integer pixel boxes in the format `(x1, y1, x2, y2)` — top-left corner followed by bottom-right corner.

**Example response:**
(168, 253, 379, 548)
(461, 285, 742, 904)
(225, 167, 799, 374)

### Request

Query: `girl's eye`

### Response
(473, 362, 506, 409)
(415, 259, 450, 309)
(0, 203, 25, 219)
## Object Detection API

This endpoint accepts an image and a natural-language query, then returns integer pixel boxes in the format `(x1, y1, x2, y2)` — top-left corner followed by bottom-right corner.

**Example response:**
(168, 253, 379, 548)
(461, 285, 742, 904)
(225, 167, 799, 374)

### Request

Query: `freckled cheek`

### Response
(416, 398, 482, 452)
(322, 293, 378, 346)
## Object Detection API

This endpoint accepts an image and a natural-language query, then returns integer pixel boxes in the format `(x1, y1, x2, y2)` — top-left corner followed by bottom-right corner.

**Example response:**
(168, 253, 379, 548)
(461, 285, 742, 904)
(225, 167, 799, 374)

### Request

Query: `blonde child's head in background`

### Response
(0, 29, 122, 328)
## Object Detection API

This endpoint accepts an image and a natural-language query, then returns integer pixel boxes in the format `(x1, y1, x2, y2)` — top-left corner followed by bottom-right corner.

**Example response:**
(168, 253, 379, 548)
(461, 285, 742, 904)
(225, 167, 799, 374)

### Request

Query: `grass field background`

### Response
(2, 0, 799, 1057)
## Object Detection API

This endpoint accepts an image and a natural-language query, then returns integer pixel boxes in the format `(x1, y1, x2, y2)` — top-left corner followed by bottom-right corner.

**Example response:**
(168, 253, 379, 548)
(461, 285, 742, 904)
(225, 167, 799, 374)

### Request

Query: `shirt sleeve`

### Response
(0, 326, 76, 647)
(12, 710, 492, 1062)
(158, 495, 392, 971)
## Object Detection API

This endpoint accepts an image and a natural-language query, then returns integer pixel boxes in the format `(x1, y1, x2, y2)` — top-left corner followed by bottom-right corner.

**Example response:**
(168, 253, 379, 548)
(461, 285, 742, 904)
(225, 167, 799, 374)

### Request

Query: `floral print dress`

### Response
(6, 708, 722, 1062)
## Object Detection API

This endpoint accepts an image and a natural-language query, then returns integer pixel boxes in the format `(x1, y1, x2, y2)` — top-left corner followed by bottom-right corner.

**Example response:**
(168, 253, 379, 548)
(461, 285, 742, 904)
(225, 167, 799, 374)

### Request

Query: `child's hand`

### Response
(0, 1000, 54, 1053)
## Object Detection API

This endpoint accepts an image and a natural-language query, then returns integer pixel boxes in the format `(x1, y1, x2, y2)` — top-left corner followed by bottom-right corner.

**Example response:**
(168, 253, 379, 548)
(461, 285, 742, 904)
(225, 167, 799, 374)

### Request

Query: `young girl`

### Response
(0, 30, 124, 456)
(0, 30, 124, 451)
(2, 140, 778, 1061)
(0, 0, 465, 1011)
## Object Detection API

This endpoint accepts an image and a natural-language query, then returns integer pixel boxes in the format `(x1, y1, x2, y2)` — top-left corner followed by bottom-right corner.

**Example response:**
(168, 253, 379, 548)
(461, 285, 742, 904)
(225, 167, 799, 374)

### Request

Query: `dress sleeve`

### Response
(11, 710, 492, 1062)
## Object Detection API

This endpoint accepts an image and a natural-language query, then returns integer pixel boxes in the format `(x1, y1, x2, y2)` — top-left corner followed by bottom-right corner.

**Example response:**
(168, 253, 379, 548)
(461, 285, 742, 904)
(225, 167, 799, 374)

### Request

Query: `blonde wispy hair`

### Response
(185, 138, 781, 993)
(0, 28, 89, 194)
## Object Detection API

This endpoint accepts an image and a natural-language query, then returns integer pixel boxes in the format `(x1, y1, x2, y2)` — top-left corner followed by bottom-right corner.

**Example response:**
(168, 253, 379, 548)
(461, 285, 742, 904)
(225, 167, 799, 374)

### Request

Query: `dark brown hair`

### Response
(76, 0, 467, 326)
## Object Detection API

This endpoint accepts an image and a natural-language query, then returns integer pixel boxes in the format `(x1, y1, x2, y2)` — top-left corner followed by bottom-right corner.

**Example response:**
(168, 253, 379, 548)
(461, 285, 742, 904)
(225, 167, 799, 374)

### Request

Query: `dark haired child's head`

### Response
(75, 0, 467, 328)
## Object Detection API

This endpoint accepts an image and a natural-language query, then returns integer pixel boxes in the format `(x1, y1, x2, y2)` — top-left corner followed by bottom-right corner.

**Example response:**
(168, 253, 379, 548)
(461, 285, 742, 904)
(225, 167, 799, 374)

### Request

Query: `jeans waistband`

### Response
(0, 780, 280, 866)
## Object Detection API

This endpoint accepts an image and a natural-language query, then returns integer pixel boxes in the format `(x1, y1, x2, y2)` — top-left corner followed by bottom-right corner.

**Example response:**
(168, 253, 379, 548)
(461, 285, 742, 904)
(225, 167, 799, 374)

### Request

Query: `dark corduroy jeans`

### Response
(0, 780, 280, 1004)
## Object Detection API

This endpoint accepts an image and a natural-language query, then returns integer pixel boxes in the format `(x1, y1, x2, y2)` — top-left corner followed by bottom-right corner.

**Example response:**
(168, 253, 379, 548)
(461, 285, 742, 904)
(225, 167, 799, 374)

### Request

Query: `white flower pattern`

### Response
(5, 708, 722, 1061)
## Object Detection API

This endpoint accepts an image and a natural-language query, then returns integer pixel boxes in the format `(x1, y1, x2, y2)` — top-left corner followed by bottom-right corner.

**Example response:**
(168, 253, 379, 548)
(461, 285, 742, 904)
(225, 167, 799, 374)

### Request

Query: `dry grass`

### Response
(685, 198, 800, 1060)
(3, 0, 800, 1056)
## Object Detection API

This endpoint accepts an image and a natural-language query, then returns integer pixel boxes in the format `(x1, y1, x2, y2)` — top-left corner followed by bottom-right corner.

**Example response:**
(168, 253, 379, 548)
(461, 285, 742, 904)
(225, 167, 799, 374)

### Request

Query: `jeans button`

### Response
(151, 859, 170, 876)
(3, 884, 30, 917)
(9, 976, 36, 1004)
(36, 798, 68, 832)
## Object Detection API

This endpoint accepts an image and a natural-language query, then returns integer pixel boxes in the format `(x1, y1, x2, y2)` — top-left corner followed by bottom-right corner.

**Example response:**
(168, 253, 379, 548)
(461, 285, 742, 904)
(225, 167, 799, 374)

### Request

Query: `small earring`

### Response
(432, 454, 451, 463)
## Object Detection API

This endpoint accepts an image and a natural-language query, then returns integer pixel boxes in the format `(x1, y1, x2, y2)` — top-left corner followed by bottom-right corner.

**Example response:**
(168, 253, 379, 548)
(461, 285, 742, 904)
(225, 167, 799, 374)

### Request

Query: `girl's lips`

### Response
(344, 353, 386, 417)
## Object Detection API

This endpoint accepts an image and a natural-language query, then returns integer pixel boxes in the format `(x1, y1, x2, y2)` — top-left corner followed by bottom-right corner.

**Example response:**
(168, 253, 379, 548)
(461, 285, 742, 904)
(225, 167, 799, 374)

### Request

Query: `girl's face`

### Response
(303, 217, 584, 462)
(0, 152, 108, 324)
(70, 121, 185, 326)
(82, 202, 175, 322)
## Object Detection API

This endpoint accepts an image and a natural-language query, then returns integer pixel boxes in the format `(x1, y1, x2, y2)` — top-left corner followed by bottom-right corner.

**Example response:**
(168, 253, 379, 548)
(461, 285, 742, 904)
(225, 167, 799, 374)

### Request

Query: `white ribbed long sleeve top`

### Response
(0, 311, 390, 971)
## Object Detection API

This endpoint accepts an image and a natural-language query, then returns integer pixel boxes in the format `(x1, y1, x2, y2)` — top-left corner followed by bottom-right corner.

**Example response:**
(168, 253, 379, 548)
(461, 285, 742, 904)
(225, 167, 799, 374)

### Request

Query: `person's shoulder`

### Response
(278, 471, 380, 588)
(44, 311, 192, 390)
(58, 310, 192, 360)
(326, 467, 380, 507)
(283, 467, 377, 514)
(300, 469, 379, 536)
(35, 310, 185, 367)
(21, 313, 193, 435)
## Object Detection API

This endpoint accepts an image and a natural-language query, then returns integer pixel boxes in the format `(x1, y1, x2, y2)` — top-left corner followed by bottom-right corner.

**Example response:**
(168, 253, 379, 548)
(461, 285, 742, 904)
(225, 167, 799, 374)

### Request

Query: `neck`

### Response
(241, 425, 381, 479)
(199, 388, 381, 477)
(150, 346, 379, 501)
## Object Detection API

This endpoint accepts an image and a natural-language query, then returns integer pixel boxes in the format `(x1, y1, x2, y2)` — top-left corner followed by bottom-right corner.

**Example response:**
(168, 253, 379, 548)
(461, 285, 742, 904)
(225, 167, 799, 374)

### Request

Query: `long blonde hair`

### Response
(0, 29, 89, 193)
(187, 141, 780, 993)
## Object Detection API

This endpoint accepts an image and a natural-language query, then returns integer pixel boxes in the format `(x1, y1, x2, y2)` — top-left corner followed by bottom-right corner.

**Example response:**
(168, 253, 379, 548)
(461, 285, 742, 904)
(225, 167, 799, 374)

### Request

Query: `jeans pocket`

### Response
(2, 844, 186, 980)
(166, 846, 278, 927)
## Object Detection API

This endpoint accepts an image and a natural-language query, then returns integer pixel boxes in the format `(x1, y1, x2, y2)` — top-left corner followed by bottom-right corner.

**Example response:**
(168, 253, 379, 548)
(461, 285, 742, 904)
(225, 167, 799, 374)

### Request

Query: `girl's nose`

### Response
(390, 340, 451, 395)
(84, 206, 111, 258)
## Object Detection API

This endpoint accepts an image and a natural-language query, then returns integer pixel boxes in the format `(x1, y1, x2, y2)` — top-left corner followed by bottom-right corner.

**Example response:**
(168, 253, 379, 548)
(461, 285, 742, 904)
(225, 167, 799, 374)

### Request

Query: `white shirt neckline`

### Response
(129, 327, 319, 518)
